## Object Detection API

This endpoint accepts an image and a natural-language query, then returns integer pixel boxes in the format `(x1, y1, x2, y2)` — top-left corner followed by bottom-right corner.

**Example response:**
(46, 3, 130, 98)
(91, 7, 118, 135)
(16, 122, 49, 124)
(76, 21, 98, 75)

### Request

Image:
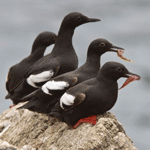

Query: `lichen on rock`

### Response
(0, 102, 137, 150)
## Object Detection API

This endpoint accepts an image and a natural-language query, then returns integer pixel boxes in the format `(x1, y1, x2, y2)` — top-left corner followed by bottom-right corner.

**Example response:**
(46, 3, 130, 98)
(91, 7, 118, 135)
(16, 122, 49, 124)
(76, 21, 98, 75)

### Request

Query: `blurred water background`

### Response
(0, 0, 150, 149)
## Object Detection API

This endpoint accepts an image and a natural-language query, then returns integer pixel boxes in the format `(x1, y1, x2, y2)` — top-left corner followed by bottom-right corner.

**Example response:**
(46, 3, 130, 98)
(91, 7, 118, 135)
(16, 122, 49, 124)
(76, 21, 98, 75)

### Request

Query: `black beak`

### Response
(109, 45, 124, 52)
(124, 72, 141, 79)
(87, 18, 101, 22)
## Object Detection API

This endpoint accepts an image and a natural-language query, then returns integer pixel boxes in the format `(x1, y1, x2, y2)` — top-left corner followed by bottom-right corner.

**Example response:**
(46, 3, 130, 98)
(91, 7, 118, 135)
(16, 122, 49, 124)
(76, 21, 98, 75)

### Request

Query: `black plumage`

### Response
(50, 61, 141, 127)
(7, 12, 100, 104)
(6, 31, 56, 96)
(20, 38, 124, 113)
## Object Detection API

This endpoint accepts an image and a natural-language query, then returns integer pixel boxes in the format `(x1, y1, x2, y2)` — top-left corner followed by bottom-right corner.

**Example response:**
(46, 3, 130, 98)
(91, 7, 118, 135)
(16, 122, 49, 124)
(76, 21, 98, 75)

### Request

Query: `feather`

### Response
(41, 80, 69, 95)
(60, 93, 75, 109)
(27, 70, 54, 88)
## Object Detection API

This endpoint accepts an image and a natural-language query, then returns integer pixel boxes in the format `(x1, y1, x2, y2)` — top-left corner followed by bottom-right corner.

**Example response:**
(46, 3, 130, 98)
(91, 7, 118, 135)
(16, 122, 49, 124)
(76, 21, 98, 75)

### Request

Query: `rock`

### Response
(0, 102, 137, 150)
(0, 139, 17, 150)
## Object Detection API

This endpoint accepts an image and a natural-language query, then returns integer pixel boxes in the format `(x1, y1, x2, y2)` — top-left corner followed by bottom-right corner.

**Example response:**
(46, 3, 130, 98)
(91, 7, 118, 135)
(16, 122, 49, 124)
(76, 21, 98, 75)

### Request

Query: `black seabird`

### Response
(7, 12, 100, 104)
(20, 38, 125, 113)
(50, 61, 141, 128)
(5, 31, 57, 96)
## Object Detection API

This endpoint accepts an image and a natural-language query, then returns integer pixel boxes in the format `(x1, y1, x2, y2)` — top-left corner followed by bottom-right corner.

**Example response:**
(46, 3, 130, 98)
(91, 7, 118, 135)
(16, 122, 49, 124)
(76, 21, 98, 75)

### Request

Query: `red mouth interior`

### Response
(119, 75, 140, 89)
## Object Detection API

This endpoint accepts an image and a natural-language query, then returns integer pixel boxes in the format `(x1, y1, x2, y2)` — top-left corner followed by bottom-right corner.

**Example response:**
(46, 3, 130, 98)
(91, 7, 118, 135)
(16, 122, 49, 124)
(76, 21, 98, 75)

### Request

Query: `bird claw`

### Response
(72, 115, 97, 129)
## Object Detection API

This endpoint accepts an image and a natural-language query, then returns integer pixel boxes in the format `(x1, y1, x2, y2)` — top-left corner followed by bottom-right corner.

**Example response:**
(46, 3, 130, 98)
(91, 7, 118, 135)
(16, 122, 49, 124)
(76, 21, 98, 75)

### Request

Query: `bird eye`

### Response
(116, 67, 122, 72)
(100, 42, 105, 47)
(76, 17, 81, 21)
(52, 36, 55, 39)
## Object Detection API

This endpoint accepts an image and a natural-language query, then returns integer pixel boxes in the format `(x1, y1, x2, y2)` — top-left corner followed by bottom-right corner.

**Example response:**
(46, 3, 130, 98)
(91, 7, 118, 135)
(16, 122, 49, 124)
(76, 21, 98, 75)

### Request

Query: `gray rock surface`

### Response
(0, 102, 138, 150)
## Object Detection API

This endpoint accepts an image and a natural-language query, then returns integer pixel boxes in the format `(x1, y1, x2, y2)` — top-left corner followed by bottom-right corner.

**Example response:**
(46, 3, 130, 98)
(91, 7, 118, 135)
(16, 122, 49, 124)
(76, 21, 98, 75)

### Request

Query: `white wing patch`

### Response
(60, 93, 75, 109)
(41, 80, 69, 95)
(27, 70, 54, 88)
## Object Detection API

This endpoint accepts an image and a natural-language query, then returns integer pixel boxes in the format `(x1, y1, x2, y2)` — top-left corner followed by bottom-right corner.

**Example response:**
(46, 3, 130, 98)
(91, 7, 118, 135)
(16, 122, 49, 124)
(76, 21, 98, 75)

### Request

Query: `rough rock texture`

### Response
(0, 102, 138, 150)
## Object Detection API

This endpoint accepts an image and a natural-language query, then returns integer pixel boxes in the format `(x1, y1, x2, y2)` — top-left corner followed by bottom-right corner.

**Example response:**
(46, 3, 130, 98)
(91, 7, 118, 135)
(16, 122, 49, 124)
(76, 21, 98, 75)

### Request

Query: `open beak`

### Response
(87, 18, 101, 22)
(109, 45, 124, 52)
(119, 72, 141, 89)
(124, 72, 141, 79)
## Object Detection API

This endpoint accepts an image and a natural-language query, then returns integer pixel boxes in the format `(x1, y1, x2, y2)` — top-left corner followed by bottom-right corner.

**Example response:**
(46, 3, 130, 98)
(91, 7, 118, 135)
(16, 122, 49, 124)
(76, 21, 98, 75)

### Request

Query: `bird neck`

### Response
(96, 72, 118, 85)
(85, 52, 101, 71)
(52, 27, 74, 54)
(30, 46, 46, 59)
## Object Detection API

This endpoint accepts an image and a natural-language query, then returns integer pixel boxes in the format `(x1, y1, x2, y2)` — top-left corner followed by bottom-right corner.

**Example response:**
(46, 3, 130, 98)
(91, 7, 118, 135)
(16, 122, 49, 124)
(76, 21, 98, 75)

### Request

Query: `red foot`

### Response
(73, 115, 97, 129)
(9, 104, 15, 108)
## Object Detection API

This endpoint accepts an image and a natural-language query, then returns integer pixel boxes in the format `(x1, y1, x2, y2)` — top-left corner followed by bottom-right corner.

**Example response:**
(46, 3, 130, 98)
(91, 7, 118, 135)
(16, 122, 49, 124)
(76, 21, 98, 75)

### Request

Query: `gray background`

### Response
(0, 0, 150, 149)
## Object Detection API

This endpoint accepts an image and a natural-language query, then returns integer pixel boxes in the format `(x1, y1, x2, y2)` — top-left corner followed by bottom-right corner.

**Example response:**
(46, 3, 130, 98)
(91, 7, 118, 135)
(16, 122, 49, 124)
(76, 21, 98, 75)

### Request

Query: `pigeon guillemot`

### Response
(20, 38, 125, 113)
(50, 61, 141, 128)
(5, 31, 57, 96)
(7, 12, 100, 104)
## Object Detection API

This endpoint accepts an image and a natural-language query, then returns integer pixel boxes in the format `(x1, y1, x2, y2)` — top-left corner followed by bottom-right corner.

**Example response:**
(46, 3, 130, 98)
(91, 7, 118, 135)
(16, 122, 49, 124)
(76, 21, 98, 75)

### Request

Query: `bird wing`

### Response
(60, 92, 86, 111)
(22, 75, 78, 102)
(26, 59, 60, 88)
(41, 76, 78, 95)
(8, 59, 61, 94)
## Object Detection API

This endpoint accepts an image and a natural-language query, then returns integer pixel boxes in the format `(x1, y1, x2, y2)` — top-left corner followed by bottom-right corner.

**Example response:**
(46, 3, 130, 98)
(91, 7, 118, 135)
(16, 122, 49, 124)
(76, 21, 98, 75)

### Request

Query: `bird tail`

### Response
(49, 101, 64, 121)
(22, 90, 37, 102)
(5, 93, 11, 99)
(49, 111, 64, 122)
